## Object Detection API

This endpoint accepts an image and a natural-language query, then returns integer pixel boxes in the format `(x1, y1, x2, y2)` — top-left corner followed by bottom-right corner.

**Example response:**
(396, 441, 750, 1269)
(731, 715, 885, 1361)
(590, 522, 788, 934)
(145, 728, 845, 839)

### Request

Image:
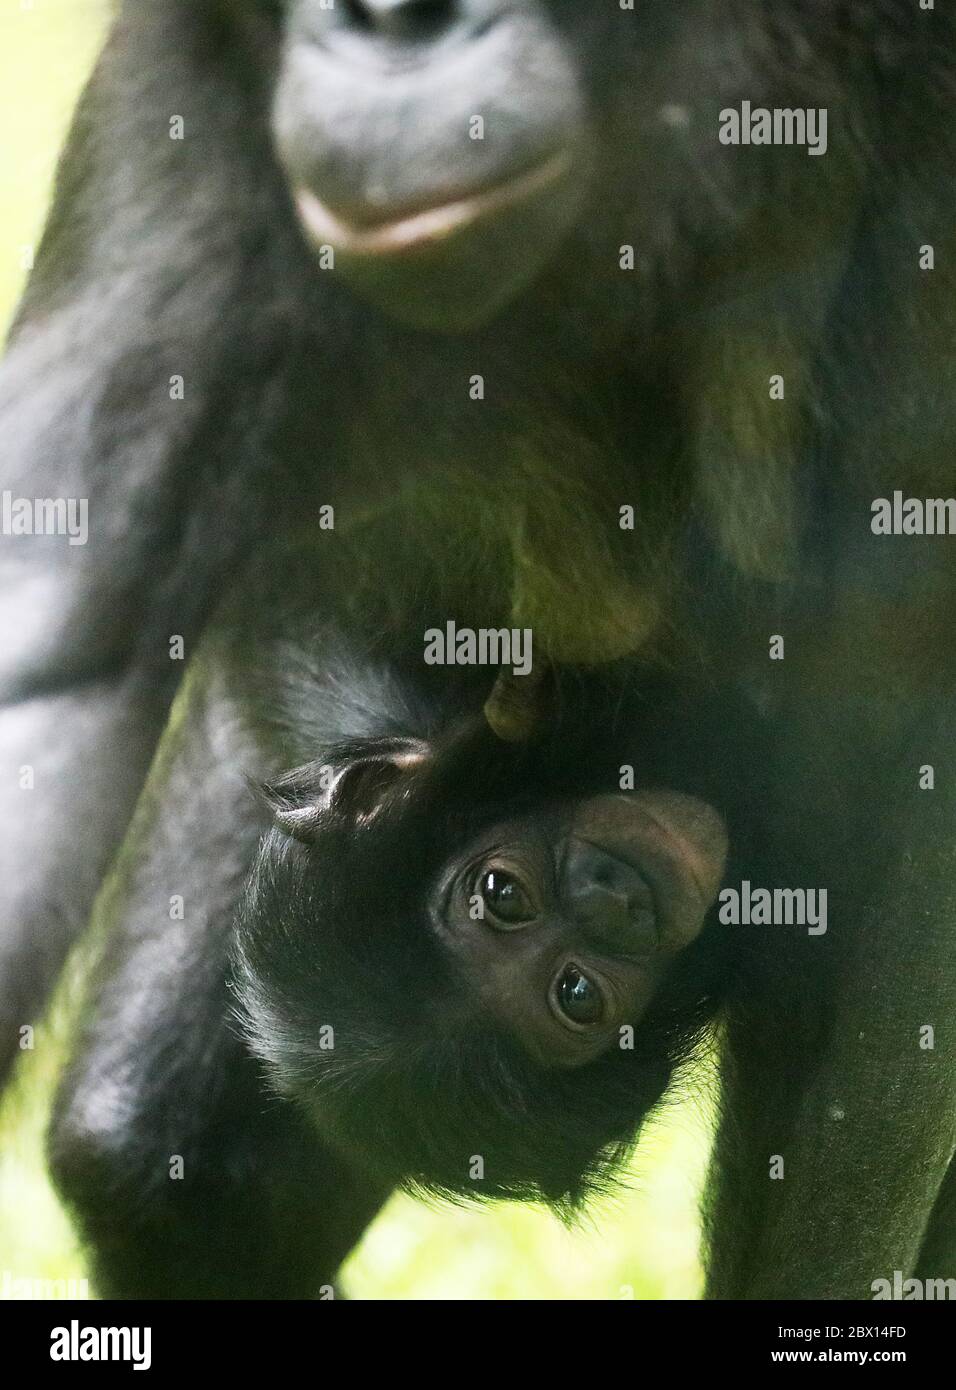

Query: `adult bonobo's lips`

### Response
(292, 141, 585, 331)
(294, 150, 574, 257)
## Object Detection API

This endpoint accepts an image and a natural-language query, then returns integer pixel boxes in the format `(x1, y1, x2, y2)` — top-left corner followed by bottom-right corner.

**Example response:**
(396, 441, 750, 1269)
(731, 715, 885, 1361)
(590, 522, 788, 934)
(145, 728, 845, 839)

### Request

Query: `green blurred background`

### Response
(0, 0, 712, 1299)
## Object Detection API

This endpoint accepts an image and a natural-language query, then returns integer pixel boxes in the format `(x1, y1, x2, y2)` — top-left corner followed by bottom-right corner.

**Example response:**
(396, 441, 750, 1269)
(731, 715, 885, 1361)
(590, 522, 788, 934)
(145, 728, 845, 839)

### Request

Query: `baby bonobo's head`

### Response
(234, 722, 727, 1205)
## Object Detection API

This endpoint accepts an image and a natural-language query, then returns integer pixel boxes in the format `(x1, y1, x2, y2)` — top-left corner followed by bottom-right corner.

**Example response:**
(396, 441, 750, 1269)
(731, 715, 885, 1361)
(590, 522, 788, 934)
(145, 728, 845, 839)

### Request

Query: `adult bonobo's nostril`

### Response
(341, 0, 467, 42)
(565, 840, 658, 954)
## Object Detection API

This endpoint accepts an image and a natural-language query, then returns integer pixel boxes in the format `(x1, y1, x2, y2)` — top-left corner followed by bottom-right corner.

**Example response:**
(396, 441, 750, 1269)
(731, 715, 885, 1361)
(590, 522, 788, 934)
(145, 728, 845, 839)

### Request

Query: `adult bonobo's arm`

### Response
(48, 641, 389, 1299)
(705, 708, 956, 1298)
(0, 3, 318, 1077)
(916, 1157, 956, 1282)
(705, 136, 956, 1295)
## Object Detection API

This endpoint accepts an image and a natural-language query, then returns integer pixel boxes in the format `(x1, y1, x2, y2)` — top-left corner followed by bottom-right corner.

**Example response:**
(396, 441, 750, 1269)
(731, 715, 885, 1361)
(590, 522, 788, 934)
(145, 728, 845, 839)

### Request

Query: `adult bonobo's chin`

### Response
(235, 721, 728, 1201)
(276, 0, 589, 328)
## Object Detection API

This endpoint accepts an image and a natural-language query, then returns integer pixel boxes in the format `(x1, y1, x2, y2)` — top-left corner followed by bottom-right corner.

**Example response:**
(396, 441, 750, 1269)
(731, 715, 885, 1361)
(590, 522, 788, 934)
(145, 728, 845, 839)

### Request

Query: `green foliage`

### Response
(0, 1027, 712, 1298)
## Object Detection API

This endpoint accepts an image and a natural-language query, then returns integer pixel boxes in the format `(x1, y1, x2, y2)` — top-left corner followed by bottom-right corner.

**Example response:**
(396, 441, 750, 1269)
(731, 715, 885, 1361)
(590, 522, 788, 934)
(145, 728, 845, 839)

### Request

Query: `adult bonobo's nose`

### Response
(565, 841, 659, 955)
(333, 0, 500, 44)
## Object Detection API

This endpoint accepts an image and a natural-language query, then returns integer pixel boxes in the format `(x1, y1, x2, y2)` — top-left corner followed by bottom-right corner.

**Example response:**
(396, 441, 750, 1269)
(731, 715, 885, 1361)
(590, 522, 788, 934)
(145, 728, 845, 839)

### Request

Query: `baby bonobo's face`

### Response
(235, 738, 730, 1200)
(434, 791, 728, 1068)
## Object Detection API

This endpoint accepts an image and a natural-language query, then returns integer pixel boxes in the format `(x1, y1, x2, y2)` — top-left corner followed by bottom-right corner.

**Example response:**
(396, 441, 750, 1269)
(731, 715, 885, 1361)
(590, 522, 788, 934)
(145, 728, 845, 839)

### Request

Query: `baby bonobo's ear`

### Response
(263, 737, 429, 843)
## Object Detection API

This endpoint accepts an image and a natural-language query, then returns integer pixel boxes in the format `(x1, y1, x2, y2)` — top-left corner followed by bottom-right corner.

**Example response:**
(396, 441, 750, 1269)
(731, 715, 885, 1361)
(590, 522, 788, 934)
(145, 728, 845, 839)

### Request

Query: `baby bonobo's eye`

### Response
(479, 868, 538, 927)
(552, 965, 605, 1029)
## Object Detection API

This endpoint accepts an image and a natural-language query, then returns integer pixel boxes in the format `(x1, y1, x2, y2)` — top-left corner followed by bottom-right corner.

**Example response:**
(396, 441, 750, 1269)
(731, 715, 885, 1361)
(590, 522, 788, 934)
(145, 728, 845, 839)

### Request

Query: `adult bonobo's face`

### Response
(234, 728, 729, 1202)
(273, 0, 591, 328)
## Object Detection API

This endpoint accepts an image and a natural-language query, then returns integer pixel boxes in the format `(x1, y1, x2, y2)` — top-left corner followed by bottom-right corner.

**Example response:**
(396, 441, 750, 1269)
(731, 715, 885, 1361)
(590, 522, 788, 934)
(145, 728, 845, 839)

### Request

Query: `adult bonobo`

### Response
(0, 0, 954, 1299)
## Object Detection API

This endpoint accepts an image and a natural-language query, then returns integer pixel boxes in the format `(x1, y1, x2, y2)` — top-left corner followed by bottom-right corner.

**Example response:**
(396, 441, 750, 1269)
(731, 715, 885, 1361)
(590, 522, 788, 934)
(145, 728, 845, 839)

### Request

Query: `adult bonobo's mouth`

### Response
(295, 150, 574, 257)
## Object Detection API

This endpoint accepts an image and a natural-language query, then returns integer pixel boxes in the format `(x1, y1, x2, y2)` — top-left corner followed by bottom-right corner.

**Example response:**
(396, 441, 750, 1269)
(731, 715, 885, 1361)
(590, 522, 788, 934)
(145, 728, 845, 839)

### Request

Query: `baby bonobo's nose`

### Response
(565, 840, 658, 954)
(566, 792, 728, 953)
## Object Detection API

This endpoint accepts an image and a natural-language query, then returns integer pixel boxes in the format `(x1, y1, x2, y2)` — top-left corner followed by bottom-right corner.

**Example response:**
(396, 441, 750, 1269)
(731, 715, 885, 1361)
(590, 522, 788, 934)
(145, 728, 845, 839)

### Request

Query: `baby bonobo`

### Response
(234, 683, 729, 1205)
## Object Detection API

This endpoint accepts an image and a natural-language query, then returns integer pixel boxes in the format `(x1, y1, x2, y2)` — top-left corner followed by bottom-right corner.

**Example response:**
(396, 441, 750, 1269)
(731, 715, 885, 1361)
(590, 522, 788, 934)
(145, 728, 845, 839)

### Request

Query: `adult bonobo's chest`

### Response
(288, 359, 702, 675)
